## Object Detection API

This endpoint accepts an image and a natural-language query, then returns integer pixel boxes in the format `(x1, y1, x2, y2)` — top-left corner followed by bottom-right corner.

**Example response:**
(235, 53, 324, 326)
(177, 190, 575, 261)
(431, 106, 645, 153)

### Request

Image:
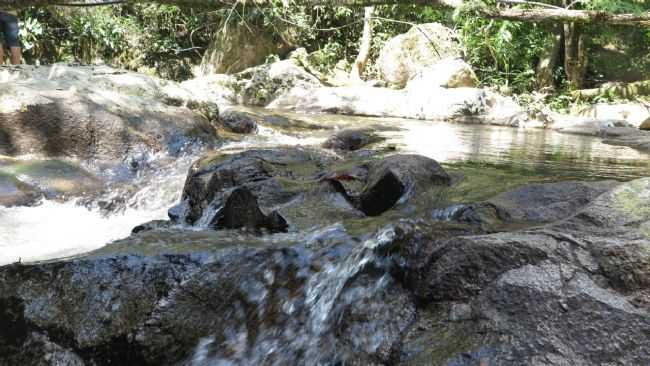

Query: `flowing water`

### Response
(1, 111, 650, 266)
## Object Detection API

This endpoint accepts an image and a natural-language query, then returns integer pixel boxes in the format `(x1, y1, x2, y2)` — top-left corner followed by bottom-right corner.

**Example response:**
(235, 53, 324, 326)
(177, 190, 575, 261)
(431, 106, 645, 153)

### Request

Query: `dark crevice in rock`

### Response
(211, 186, 289, 233)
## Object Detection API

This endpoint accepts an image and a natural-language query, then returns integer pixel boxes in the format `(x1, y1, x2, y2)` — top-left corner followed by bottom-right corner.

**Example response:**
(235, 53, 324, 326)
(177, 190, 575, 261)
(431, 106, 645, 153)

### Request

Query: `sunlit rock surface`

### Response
(0, 65, 219, 160)
(376, 23, 462, 88)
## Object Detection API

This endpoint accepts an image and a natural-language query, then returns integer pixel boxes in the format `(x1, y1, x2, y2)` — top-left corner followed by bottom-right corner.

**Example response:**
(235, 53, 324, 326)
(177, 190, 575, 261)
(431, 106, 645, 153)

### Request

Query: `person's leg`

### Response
(9, 47, 20, 65)
(3, 13, 20, 65)
(0, 12, 7, 64)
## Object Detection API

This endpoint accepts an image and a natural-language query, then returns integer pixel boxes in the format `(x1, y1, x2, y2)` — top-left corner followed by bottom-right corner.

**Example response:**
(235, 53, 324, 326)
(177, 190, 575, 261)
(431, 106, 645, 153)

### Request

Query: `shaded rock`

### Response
(406, 58, 478, 90)
(358, 169, 405, 216)
(322, 128, 385, 151)
(489, 180, 619, 223)
(474, 263, 650, 365)
(377, 23, 462, 88)
(199, 23, 294, 75)
(218, 109, 259, 134)
(640, 117, 650, 130)
(211, 186, 288, 233)
(234, 60, 322, 106)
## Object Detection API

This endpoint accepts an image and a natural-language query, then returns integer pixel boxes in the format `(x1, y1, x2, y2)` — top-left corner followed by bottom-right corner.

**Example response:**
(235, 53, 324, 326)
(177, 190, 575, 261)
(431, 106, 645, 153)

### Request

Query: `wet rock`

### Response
(0, 65, 218, 160)
(377, 23, 462, 88)
(431, 202, 511, 232)
(175, 149, 452, 229)
(326, 154, 451, 216)
(211, 187, 288, 233)
(176, 147, 335, 225)
(0, 225, 418, 365)
(3, 178, 650, 365)
(132, 220, 173, 234)
(218, 109, 259, 134)
(322, 128, 385, 151)
(488, 180, 619, 223)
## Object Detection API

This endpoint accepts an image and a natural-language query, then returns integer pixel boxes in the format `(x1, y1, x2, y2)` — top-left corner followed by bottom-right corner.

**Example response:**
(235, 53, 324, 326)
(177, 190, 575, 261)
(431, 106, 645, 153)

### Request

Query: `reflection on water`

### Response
(1, 111, 649, 265)
(386, 121, 650, 180)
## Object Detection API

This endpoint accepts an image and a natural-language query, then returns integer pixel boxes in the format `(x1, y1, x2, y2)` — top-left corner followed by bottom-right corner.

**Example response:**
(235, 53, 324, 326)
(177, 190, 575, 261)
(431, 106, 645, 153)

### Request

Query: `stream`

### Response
(1, 111, 649, 265)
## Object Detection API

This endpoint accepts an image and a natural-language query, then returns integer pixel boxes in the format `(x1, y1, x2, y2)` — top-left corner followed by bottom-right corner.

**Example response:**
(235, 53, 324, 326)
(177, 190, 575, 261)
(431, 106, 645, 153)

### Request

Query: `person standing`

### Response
(0, 8, 21, 65)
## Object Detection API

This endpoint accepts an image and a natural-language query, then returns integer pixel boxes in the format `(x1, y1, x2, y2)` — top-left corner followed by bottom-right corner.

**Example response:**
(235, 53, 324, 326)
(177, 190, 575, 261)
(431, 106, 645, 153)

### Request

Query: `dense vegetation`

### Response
(12, 1, 650, 107)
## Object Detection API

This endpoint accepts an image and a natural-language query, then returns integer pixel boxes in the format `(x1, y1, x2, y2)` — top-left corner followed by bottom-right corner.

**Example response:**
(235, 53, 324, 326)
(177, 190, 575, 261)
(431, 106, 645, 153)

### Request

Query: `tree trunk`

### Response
(535, 25, 562, 90)
(4, 1, 650, 27)
(349, 6, 374, 82)
(563, 22, 587, 89)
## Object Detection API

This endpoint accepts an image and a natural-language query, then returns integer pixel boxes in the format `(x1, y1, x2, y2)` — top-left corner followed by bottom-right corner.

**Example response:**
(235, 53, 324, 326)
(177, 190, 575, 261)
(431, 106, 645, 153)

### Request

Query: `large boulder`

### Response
(0, 65, 218, 160)
(406, 58, 478, 90)
(377, 23, 462, 88)
(270, 85, 524, 126)
(169, 148, 451, 230)
(199, 23, 294, 75)
(233, 60, 322, 106)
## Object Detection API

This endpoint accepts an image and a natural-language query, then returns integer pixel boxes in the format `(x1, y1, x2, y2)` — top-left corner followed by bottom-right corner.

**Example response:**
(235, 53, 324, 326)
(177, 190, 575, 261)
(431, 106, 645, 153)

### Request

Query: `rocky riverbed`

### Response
(1, 64, 650, 365)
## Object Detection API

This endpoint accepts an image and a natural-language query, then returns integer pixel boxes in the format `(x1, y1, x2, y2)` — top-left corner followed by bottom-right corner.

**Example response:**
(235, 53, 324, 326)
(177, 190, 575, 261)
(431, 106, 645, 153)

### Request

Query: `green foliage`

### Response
(18, 5, 213, 80)
(456, 15, 549, 93)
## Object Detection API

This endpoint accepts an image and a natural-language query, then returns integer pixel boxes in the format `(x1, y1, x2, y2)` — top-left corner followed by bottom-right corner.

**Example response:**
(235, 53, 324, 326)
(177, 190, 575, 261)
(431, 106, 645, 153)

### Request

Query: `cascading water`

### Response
(0, 153, 194, 265)
(184, 223, 414, 366)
